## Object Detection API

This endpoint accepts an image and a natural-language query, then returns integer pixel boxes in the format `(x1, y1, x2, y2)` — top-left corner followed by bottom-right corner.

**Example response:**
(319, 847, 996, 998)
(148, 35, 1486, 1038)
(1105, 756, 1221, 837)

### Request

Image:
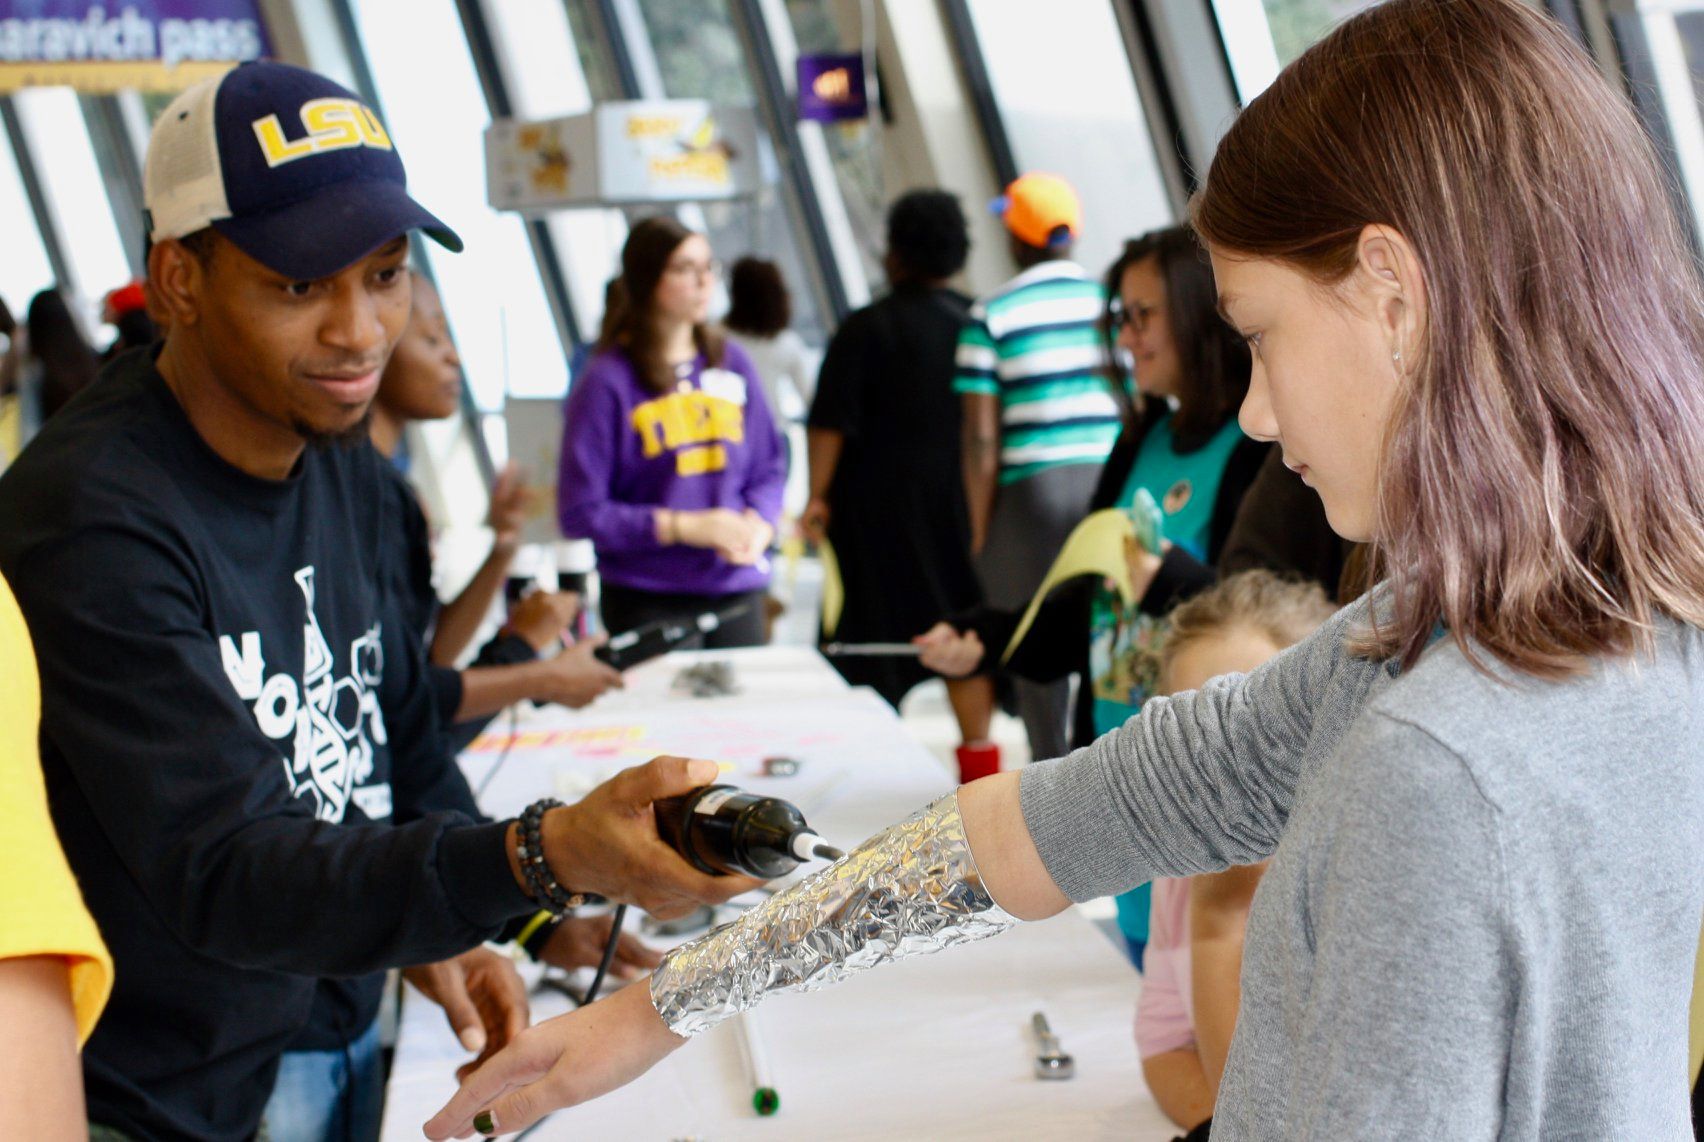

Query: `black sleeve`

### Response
(12, 523, 532, 978)
(949, 576, 1096, 685)
(386, 611, 486, 825)
(376, 465, 493, 825)
(427, 663, 463, 731)
(1087, 418, 1147, 511)
(1206, 437, 1273, 563)
(1141, 545, 1217, 615)
(379, 463, 440, 641)
(441, 633, 539, 754)
(471, 631, 540, 669)
(1216, 446, 1350, 594)
(806, 312, 866, 438)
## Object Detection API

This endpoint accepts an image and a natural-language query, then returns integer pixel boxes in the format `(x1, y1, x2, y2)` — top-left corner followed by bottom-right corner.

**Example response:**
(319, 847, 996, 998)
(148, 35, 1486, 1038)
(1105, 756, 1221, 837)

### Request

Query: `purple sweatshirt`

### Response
(557, 342, 785, 595)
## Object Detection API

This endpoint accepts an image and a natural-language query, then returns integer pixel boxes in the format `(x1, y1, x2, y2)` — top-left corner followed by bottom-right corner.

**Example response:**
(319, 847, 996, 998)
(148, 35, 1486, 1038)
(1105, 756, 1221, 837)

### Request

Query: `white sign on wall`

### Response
(487, 100, 763, 212)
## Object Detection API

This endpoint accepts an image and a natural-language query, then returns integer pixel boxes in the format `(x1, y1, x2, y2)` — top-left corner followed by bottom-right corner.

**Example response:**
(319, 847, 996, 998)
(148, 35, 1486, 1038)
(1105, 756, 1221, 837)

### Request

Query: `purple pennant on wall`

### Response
(796, 52, 868, 123)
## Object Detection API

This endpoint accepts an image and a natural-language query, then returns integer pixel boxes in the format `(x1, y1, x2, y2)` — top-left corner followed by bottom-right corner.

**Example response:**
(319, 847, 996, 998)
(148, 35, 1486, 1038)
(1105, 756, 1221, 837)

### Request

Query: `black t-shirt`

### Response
(290, 463, 538, 1055)
(807, 284, 981, 701)
(0, 349, 532, 1142)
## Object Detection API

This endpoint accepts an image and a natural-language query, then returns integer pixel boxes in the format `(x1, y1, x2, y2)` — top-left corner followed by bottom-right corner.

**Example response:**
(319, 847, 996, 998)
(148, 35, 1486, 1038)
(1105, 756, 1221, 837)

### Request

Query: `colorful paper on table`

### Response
(1001, 492, 1164, 664)
(819, 536, 845, 639)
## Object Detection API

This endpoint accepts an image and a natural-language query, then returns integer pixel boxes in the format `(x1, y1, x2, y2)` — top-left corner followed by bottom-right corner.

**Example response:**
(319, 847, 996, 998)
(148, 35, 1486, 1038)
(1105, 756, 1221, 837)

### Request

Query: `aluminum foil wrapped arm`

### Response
(650, 791, 1019, 1038)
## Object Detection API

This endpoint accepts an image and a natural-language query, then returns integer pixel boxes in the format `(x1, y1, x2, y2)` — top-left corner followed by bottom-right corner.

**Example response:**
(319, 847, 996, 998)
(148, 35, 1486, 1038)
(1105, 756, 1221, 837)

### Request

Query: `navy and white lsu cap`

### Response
(143, 61, 461, 280)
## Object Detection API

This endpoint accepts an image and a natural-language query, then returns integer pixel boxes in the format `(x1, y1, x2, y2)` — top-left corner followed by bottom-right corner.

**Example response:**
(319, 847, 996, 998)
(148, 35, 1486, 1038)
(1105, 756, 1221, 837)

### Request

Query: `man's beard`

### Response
(294, 407, 374, 449)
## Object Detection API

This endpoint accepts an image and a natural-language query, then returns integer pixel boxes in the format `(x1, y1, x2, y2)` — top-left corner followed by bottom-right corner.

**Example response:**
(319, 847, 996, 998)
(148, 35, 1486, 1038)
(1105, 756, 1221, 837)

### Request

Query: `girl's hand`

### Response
(422, 980, 686, 1139)
(1123, 535, 1165, 603)
(913, 622, 985, 679)
(799, 497, 830, 543)
(675, 508, 751, 558)
(732, 509, 775, 565)
(487, 463, 534, 552)
(536, 914, 661, 980)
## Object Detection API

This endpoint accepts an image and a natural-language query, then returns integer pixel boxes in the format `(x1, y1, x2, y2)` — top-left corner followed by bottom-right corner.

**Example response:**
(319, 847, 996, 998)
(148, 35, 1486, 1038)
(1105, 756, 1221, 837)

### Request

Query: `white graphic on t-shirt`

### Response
(217, 566, 390, 823)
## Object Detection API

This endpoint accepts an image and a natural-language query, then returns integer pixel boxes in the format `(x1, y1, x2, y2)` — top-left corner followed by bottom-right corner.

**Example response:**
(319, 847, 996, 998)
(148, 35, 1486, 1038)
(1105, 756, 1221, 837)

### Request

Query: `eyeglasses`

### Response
(663, 258, 723, 281)
(1109, 299, 1161, 334)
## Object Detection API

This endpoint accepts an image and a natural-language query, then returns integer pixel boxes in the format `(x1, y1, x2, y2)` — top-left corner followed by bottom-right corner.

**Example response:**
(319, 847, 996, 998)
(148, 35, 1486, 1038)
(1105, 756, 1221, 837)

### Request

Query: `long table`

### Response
(380, 647, 1178, 1140)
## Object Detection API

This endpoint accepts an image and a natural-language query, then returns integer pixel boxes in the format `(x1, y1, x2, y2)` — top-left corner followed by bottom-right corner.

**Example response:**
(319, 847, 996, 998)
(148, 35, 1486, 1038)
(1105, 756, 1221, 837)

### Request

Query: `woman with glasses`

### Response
(557, 216, 785, 648)
(916, 225, 1322, 967)
(922, 227, 1287, 745)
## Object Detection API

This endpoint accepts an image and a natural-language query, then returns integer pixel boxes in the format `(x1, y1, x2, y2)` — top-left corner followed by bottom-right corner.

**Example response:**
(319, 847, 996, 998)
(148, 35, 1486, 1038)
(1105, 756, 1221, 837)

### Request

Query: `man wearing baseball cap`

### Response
(0, 61, 746, 1141)
(953, 173, 1122, 763)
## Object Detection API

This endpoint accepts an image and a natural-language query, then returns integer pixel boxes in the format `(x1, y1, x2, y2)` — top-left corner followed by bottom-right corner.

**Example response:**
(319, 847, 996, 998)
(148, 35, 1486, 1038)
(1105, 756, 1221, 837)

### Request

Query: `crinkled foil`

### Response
(650, 792, 1018, 1038)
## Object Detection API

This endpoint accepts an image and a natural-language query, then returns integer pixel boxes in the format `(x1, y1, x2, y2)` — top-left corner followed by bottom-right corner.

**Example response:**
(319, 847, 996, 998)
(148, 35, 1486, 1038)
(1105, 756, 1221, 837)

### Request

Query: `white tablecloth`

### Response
(380, 648, 1177, 1141)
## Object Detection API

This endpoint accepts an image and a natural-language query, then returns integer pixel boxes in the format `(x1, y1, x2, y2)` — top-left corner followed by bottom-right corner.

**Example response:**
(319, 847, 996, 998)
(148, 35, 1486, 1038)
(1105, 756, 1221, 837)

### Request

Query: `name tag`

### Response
(699, 368, 747, 405)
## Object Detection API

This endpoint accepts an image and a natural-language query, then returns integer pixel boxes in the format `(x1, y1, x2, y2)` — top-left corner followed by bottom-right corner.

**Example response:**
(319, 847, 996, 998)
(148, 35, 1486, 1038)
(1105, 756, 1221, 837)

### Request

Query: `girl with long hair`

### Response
(557, 217, 785, 647)
(432, 3, 1704, 1136)
(1132, 571, 1337, 1137)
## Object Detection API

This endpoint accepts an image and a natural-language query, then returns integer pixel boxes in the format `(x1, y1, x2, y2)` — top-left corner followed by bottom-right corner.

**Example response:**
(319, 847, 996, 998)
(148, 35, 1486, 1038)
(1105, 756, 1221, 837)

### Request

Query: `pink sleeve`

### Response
(1134, 877, 1197, 1059)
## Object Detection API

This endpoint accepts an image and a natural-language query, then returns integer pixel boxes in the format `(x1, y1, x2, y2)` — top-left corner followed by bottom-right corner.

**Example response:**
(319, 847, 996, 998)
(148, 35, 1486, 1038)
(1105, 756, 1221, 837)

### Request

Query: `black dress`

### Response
(808, 283, 981, 706)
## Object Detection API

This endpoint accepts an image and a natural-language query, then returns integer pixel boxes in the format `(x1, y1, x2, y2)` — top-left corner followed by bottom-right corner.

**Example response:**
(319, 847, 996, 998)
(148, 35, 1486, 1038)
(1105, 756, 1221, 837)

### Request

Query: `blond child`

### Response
(1136, 571, 1336, 1138)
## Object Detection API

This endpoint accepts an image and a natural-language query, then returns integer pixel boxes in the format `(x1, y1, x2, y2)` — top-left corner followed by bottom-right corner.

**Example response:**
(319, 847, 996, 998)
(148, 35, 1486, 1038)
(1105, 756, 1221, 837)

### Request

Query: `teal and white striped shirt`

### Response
(952, 261, 1122, 485)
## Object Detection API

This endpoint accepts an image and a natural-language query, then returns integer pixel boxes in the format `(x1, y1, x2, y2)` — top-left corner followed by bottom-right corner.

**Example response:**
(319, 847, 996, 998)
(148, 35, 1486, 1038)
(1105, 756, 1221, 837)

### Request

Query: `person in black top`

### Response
(368, 271, 623, 755)
(803, 190, 997, 767)
(0, 63, 747, 1142)
(269, 275, 647, 1142)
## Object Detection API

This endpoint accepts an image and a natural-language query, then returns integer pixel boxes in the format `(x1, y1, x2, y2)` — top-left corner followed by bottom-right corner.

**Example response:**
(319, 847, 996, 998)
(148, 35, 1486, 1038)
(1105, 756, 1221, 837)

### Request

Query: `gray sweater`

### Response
(1020, 594, 1704, 1139)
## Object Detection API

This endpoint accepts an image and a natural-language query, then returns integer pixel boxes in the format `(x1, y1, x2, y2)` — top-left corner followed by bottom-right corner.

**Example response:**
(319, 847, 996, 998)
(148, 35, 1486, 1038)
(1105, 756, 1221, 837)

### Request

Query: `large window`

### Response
(483, 0, 633, 352)
(345, 0, 570, 407)
(0, 130, 56, 321)
(783, 0, 886, 291)
(966, 0, 1173, 275)
(1212, 0, 1381, 100)
(10, 88, 132, 323)
(1638, 4, 1704, 242)
(562, 0, 627, 105)
(1259, 0, 1381, 65)
(633, 0, 832, 341)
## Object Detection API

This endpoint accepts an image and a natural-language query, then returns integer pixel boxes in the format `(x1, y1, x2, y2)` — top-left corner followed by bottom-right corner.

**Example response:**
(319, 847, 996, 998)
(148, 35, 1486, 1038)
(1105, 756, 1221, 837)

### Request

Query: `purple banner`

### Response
(0, 1, 271, 92)
(796, 52, 867, 124)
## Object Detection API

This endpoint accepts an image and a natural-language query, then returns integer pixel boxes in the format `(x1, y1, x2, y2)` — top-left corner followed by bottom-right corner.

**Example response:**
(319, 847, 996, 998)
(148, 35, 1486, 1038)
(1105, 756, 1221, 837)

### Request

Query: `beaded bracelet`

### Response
(516, 798, 598, 914)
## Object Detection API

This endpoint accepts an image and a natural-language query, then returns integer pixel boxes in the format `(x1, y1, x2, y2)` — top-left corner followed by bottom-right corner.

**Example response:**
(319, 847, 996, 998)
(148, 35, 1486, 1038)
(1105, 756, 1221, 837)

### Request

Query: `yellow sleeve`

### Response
(0, 573, 112, 1046)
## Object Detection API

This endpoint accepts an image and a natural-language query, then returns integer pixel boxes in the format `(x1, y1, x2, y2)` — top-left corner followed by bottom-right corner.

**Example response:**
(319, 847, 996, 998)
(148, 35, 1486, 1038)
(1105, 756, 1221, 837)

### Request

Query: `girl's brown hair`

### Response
(603, 215, 724, 394)
(1160, 571, 1337, 679)
(1193, 0, 1704, 677)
